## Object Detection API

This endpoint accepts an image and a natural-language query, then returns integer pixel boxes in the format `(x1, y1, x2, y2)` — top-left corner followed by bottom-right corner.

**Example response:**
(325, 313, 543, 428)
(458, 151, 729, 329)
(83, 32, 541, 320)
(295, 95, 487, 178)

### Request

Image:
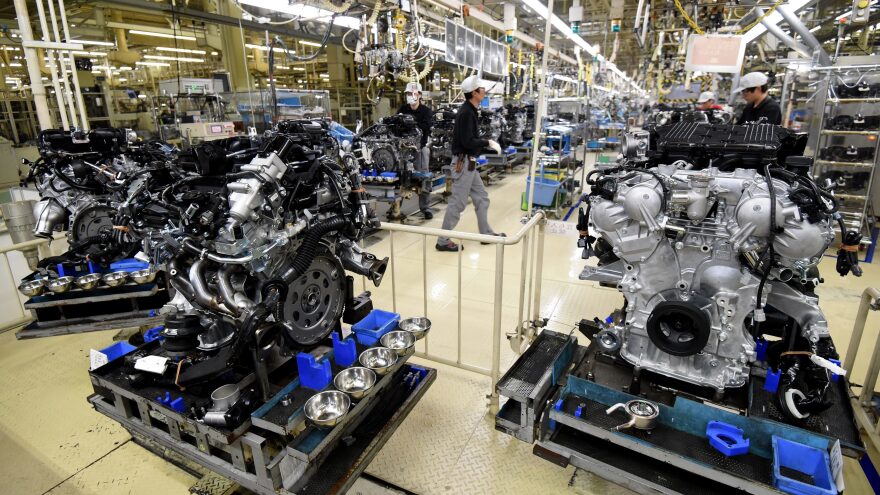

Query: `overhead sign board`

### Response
(684, 35, 746, 74)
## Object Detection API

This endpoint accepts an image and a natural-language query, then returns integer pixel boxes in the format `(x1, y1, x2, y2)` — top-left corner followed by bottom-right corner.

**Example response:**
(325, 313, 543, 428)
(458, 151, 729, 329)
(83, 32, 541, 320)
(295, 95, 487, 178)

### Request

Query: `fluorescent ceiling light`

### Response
(293, 67, 306, 71)
(118, 78, 127, 82)
(72, 51, 108, 57)
(144, 54, 204, 63)
(136, 61, 171, 67)
(554, 74, 577, 83)
(8, 62, 22, 67)
(244, 43, 289, 53)
(320, 73, 330, 77)
(129, 30, 196, 41)
(299, 40, 322, 47)
(809, 25, 821, 32)
(521, 0, 598, 56)
(71, 39, 115, 47)
(156, 47, 206, 55)
(238, 0, 361, 29)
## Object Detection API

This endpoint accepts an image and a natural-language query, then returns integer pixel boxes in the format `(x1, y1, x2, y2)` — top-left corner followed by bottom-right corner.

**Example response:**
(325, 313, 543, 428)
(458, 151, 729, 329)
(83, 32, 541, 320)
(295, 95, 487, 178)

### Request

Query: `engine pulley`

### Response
(646, 300, 712, 357)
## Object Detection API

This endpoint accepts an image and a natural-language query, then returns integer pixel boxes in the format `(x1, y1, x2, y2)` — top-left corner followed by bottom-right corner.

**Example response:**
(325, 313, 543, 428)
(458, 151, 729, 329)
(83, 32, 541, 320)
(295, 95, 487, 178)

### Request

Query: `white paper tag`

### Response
(89, 349, 109, 371)
(545, 219, 579, 237)
(831, 439, 845, 493)
(134, 355, 169, 375)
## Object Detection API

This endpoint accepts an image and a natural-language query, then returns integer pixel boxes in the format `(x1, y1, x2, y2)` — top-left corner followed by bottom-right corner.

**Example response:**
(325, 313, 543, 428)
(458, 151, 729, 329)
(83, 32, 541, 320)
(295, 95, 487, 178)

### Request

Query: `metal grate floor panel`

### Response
(498, 331, 569, 399)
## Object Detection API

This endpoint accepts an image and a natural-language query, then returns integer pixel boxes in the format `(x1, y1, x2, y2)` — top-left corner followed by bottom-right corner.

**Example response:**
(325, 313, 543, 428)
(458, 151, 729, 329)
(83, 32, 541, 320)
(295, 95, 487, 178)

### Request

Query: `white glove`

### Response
(487, 139, 502, 155)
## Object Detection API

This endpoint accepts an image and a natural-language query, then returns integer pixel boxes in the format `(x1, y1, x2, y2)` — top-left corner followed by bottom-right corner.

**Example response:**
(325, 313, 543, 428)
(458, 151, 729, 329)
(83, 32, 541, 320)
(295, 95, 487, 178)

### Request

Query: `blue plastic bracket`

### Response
(764, 368, 781, 393)
(156, 392, 185, 413)
(706, 420, 750, 457)
(829, 358, 842, 383)
(331, 332, 358, 367)
(549, 398, 564, 430)
(143, 326, 164, 343)
(575, 404, 584, 418)
(296, 352, 332, 390)
(756, 338, 768, 362)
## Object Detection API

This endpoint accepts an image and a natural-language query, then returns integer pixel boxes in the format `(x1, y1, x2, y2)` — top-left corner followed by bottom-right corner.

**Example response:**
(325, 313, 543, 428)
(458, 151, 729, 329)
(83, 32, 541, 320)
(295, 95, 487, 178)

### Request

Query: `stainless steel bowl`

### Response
(18, 279, 45, 297)
(303, 390, 351, 427)
(102, 270, 129, 287)
(358, 347, 398, 375)
(131, 268, 157, 284)
(398, 317, 431, 340)
(46, 276, 74, 293)
(76, 273, 102, 290)
(333, 367, 377, 400)
(380, 330, 416, 356)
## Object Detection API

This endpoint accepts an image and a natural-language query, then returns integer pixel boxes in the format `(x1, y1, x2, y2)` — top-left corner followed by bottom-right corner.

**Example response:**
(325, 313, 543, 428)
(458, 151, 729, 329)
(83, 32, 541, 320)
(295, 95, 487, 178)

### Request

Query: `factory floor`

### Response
(1, 151, 880, 494)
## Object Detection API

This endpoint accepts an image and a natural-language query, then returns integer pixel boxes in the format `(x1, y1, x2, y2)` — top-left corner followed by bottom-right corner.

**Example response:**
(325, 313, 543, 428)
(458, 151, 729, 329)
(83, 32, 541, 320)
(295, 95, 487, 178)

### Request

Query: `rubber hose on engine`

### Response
(279, 216, 348, 286)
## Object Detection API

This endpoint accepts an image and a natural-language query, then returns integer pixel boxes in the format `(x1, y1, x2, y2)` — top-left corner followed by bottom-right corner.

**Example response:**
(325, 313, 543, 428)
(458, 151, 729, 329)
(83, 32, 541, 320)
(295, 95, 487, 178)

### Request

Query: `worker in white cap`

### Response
(733, 72, 782, 125)
(696, 91, 722, 111)
(397, 81, 434, 219)
(436, 74, 504, 252)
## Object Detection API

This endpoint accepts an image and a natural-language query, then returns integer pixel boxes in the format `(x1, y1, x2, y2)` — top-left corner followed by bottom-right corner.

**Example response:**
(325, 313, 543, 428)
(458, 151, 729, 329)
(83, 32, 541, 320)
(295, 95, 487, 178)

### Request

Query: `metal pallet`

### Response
(89, 339, 435, 495)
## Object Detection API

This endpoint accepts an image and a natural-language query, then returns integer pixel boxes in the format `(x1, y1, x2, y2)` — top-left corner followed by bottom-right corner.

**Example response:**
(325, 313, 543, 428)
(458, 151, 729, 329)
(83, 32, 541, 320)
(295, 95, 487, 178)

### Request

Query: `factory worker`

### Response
(435, 75, 504, 252)
(734, 72, 782, 125)
(696, 91, 723, 111)
(397, 81, 434, 219)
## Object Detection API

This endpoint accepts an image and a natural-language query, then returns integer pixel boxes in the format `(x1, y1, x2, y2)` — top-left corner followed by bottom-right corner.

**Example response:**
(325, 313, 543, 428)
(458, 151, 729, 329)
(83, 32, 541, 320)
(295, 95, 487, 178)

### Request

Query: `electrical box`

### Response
(610, 0, 625, 20)
(178, 122, 236, 143)
(570, 1, 583, 33)
(850, 0, 870, 24)
(159, 78, 215, 96)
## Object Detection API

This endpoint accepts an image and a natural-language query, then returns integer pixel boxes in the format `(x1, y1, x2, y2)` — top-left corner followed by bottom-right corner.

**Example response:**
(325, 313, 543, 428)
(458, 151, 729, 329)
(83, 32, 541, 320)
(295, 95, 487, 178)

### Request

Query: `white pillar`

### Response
(13, 0, 54, 130)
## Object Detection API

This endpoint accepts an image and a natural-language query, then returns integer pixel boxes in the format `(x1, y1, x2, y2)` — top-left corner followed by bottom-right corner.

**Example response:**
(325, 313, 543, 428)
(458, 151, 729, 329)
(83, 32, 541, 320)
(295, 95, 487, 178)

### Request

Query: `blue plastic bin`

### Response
(772, 436, 836, 495)
(352, 309, 400, 346)
(98, 341, 137, 363)
(525, 176, 562, 206)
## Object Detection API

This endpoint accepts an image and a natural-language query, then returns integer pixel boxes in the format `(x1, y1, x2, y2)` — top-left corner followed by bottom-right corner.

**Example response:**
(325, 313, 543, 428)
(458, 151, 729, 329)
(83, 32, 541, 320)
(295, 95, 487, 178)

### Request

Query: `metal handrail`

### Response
(377, 211, 547, 410)
(378, 210, 545, 245)
(0, 234, 63, 254)
(844, 287, 880, 453)
(0, 234, 65, 334)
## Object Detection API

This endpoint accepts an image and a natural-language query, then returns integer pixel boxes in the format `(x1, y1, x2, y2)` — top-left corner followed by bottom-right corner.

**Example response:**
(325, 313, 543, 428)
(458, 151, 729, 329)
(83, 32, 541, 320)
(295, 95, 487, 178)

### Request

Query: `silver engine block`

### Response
(582, 165, 836, 391)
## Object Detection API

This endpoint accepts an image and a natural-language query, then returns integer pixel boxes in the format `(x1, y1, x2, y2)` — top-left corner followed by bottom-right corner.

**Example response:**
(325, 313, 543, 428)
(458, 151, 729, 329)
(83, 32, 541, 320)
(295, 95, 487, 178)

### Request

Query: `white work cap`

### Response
(697, 91, 716, 103)
(460, 75, 497, 93)
(733, 72, 769, 93)
(405, 82, 422, 93)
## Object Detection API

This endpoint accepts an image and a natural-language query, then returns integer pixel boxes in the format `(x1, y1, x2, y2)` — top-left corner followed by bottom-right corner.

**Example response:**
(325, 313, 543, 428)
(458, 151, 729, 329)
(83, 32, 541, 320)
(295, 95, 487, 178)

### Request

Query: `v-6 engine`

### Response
(583, 166, 835, 390)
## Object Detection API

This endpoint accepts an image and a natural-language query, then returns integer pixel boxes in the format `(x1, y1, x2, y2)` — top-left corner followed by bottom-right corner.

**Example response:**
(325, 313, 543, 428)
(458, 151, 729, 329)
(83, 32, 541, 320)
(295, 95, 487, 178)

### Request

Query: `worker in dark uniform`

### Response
(397, 82, 434, 219)
(734, 72, 782, 125)
(436, 75, 504, 252)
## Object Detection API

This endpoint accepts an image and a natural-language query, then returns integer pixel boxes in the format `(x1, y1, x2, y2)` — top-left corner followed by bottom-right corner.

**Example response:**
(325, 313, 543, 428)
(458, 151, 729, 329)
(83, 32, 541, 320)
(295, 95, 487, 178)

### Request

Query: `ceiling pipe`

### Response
(757, 7, 812, 59)
(109, 11, 141, 66)
(776, 4, 831, 66)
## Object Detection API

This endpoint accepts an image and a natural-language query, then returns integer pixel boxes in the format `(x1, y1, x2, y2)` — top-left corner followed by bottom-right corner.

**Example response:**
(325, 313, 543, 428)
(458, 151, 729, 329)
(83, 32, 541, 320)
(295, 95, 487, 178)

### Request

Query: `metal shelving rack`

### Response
(801, 57, 880, 244)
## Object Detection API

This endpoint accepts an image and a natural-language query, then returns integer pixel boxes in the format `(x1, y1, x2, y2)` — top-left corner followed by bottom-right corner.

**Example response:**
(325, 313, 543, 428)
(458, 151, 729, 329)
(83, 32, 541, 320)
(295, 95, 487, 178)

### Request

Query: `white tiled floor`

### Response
(1, 152, 879, 494)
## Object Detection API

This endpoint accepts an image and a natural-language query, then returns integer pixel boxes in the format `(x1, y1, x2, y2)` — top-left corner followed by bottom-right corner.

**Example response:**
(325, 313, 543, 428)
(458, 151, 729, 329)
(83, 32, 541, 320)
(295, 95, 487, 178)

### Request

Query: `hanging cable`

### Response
(738, 0, 785, 34)
(673, 0, 704, 34)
